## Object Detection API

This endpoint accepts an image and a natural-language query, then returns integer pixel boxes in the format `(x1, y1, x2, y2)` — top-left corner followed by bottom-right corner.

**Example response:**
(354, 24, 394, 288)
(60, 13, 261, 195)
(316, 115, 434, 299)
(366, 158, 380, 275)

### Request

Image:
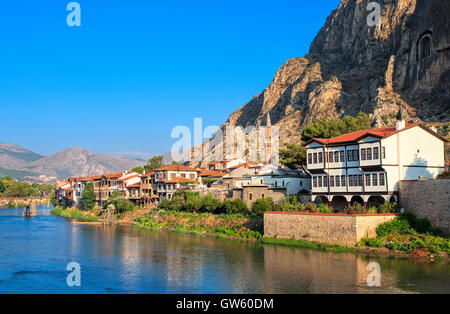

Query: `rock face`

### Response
(223, 0, 449, 146)
(0, 143, 43, 169)
(24, 148, 144, 179)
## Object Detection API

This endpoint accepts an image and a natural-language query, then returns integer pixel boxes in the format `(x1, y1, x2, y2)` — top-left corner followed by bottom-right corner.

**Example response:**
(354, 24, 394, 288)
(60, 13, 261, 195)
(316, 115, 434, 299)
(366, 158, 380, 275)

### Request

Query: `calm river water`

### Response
(0, 206, 449, 294)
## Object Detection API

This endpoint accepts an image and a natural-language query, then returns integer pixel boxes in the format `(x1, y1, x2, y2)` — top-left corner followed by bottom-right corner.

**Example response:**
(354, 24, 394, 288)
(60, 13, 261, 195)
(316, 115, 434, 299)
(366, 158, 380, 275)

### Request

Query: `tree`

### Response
(222, 199, 248, 214)
(132, 166, 145, 174)
(279, 142, 307, 168)
(81, 182, 96, 210)
(0, 181, 4, 194)
(301, 112, 372, 142)
(144, 155, 164, 173)
(200, 194, 221, 213)
(251, 197, 273, 216)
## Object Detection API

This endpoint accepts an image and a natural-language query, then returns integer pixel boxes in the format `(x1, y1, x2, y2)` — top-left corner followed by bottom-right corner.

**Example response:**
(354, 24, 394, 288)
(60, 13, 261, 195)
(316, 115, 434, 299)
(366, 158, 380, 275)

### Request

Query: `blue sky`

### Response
(0, 0, 340, 158)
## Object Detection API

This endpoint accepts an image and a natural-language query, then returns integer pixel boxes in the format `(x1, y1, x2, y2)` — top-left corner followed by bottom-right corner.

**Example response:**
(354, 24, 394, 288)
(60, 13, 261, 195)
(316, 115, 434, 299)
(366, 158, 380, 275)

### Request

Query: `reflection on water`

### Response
(0, 206, 449, 294)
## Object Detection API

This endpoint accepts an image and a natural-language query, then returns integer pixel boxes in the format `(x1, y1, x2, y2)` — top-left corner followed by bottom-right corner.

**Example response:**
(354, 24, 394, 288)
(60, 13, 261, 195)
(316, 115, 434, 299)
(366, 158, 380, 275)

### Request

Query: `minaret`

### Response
(265, 112, 272, 165)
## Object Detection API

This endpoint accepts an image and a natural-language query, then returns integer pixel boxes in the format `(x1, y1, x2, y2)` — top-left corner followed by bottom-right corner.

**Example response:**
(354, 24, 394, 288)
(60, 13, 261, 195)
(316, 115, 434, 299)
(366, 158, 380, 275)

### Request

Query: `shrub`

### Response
(304, 202, 317, 213)
(159, 198, 172, 210)
(222, 199, 248, 214)
(185, 194, 202, 212)
(201, 194, 221, 213)
(376, 217, 412, 238)
(360, 238, 384, 248)
(318, 203, 332, 213)
(378, 201, 398, 213)
(367, 206, 378, 214)
(251, 197, 273, 216)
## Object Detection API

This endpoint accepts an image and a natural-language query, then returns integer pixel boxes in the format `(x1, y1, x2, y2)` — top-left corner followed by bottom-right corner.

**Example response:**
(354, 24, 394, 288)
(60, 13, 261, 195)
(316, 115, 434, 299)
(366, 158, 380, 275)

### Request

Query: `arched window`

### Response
(416, 31, 433, 61)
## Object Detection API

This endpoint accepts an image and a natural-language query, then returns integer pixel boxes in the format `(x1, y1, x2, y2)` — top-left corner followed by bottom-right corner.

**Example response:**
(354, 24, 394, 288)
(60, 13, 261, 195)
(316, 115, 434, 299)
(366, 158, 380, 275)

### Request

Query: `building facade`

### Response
(304, 120, 446, 210)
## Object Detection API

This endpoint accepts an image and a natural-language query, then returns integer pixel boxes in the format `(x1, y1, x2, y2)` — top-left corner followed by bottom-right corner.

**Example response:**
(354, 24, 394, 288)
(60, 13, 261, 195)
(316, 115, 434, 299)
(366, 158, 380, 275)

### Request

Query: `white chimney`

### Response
(395, 109, 406, 130)
(396, 119, 406, 131)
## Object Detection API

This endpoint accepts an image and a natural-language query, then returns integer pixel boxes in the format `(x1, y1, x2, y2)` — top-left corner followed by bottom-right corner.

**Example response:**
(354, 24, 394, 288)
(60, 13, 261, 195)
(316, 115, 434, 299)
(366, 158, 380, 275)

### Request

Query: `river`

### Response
(0, 206, 449, 294)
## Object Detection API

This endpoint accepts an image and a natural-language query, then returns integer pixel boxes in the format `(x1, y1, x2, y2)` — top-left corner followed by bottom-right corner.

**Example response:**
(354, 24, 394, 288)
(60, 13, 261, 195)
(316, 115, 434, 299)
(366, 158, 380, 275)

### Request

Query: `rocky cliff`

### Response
(222, 0, 449, 146)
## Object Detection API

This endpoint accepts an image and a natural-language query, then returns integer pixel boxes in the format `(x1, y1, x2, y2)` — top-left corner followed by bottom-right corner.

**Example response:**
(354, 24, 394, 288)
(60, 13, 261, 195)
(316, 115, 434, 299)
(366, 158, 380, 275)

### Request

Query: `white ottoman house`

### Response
(304, 116, 447, 209)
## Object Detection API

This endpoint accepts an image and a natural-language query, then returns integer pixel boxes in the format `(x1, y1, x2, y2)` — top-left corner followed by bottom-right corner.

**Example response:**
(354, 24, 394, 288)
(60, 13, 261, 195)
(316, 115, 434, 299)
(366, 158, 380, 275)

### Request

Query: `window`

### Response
(335, 151, 339, 163)
(340, 151, 345, 162)
(367, 148, 372, 160)
(358, 175, 363, 186)
(373, 174, 378, 186)
(379, 173, 385, 186)
(324, 176, 328, 187)
(366, 174, 371, 186)
(313, 177, 317, 188)
(308, 153, 312, 165)
(374, 147, 379, 160)
(330, 176, 335, 187)
(347, 150, 353, 162)
(313, 153, 317, 164)
(249, 193, 253, 201)
(329, 152, 334, 163)
(341, 175, 346, 187)
(262, 194, 265, 199)
(353, 150, 359, 161)
(349, 175, 354, 187)
(336, 175, 340, 187)
(361, 148, 366, 161)
(318, 176, 323, 188)
(382, 147, 386, 159)
(318, 152, 323, 163)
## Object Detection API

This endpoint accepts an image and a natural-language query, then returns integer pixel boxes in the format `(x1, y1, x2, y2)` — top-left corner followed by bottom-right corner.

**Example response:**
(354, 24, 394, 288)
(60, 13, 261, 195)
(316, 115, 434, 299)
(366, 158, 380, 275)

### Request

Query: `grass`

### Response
(261, 237, 358, 253)
(51, 207, 99, 222)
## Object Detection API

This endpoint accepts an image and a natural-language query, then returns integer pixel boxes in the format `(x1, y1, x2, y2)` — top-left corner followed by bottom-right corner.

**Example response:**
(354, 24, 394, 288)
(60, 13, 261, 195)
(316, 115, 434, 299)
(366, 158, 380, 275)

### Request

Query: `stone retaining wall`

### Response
(264, 212, 397, 247)
(399, 179, 450, 234)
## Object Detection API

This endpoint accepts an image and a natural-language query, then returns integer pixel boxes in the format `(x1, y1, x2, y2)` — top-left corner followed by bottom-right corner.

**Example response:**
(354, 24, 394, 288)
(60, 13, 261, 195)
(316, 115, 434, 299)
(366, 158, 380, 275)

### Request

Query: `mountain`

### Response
(0, 143, 43, 169)
(219, 0, 449, 148)
(0, 145, 145, 180)
(21, 148, 145, 179)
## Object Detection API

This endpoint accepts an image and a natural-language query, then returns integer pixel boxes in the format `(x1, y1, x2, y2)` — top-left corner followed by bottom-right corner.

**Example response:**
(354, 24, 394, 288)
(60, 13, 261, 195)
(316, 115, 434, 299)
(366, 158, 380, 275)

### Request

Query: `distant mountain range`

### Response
(0, 143, 145, 180)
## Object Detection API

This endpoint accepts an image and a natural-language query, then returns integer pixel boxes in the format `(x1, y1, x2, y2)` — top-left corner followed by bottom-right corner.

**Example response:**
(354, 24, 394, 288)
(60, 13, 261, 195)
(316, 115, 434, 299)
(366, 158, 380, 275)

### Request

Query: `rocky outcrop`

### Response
(0, 145, 144, 179)
(24, 148, 144, 178)
(221, 0, 449, 147)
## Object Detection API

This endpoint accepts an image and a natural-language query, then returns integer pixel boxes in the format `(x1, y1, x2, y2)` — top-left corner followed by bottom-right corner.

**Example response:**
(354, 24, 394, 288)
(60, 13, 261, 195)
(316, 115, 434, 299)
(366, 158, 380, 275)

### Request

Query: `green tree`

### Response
(222, 198, 248, 214)
(144, 155, 164, 173)
(279, 142, 307, 168)
(301, 112, 372, 142)
(0, 181, 5, 194)
(81, 182, 96, 210)
(132, 166, 145, 174)
(200, 194, 221, 213)
(251, 197, 273, 216)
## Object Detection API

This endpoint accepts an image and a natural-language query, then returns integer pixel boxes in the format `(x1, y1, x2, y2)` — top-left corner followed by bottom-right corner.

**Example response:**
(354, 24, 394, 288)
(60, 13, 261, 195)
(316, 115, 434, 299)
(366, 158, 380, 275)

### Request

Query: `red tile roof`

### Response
(304, 123, 434, 146)
(127, 183, 141, 188)
(198, 170, 227, 178)
(155, 165, 197, 172)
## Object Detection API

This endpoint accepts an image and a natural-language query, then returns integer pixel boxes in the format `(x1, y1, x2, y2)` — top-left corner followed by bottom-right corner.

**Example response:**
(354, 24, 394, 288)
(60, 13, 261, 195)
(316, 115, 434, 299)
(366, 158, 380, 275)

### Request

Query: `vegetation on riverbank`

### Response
(358, 212, 450, 257)
(51, 207, 99, 222)
(0, 201, 31, 209)
(135, 210, 263, 240)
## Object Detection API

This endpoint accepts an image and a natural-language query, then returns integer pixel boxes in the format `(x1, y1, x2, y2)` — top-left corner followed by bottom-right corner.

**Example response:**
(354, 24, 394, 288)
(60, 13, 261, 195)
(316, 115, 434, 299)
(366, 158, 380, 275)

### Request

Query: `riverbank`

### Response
(50, 207, 449, 260)
(50, 207, 99, 222)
